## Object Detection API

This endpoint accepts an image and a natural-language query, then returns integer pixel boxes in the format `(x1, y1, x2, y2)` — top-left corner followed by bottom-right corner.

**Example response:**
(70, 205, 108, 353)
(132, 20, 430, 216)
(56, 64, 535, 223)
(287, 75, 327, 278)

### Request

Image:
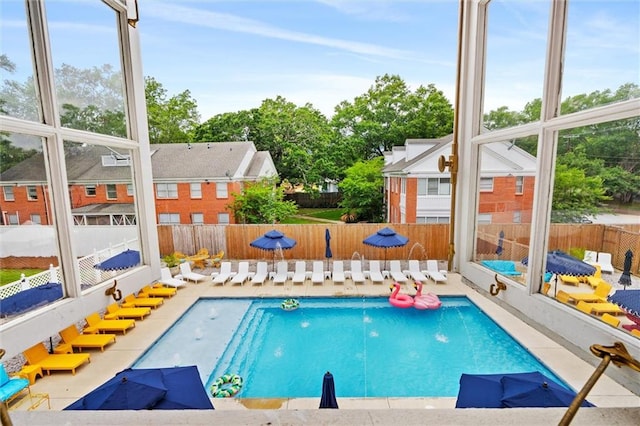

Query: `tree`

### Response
(193, 110, 257, 142)
(551, 163, 610, 223)
(145, 77, 200, 143)
(331, 74, 454, 160)
(338, 157, 385, 222)
(228, 178, 298, 224)
(60, 103, 126, 137)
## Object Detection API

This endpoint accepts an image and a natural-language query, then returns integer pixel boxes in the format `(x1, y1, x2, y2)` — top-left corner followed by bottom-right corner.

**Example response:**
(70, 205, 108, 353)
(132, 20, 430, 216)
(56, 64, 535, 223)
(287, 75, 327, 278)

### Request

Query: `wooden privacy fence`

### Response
(158, 223, 640, 274)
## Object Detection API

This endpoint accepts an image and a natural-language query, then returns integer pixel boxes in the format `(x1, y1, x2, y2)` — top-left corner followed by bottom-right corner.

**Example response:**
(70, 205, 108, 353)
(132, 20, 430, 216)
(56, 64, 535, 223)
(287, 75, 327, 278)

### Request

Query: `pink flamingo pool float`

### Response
(389, 283, 414, 308)
(413, 281, 442, 310)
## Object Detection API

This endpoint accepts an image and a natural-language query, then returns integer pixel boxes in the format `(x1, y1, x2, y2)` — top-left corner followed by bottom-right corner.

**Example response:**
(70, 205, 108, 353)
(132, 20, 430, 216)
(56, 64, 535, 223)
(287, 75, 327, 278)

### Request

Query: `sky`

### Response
(1, 1, 638, 122)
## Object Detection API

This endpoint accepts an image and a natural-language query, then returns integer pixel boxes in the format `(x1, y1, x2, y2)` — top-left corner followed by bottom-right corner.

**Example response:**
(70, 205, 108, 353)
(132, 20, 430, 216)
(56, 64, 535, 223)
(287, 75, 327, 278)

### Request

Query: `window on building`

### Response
(158, 213, 181, 224)
(477, 213, 492, 224)
(218, 212, 230, 224)
(479, 177, 494, 192)
(3, 186, 15, 201)
(190, 183, 202, 199)
(417, 216, 450, 224)
(417, 179, 426, 196)
(126, 184, 134, 196)
(515, 176, 524, 194)
(7, 213, 19, 224)
(427, 178, 451, 195)
(400, 178, 406, 195)
(216, 182, 228, 198)
(191, 213, 204, 224)
(27, 185, 38, 200)
(106, 184, 117, 199)
(513, 211, 522, 223)
(156, 183, 178, 199)
(30, 214, 41, 224)
(85, 185, 96, 196)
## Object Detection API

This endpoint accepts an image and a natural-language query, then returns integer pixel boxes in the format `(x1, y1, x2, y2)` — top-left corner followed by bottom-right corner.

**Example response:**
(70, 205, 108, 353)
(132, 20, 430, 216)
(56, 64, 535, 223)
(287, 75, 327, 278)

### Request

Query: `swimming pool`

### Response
(132, 297, 565, 398)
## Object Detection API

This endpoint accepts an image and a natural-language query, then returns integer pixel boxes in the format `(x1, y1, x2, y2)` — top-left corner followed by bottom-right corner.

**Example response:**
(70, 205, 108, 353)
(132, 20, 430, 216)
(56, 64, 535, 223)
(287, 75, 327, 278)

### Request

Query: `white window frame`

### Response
(7, 213, 19, 225)
(515, 176, 524, 195)
(30, 213, 41, 224)
(479, 177, 493, 192)
(158, 213, 180, 224)
(217, 212, 230, 224)
(190, 182, 202, 199)
(191, 212, 204, 224)
(216, 182, 228, 198)
(85, 185, 97, 196)
(156, 183, 178, 199)
(126, 183, 134, 196)
(27, 185, 38, 200)
(3, 186, 15, 201)
(106, 183, 117, 199)
(513, 211, 522, 223)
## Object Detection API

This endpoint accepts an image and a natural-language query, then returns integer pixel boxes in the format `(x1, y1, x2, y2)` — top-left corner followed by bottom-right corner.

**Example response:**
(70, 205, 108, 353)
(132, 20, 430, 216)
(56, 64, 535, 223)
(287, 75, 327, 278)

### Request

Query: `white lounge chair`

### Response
(597, 252, 614, 274)
(251, 261, 268, 285)
(311, 261, 325, 285)
(367, 260, 385, 284)
(211, 261, 234, 285)
(349, 260, 366, 284)
(158, 267, 187, 288)
(229, 261, 250, 285)
(292, 261, 307, 285)
(179, 262, 206, 283)
(332, 261, 345, 284)
(425, 260, 447, 284)
(272, 261, 289, 285)
(389, 260, 408, 283)
(408, 260, 429, 282)
(583, 250, 598, 264)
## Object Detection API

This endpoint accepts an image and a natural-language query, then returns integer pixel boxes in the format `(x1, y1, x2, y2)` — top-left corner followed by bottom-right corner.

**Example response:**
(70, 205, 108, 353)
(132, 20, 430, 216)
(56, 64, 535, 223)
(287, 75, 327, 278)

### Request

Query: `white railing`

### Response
(0, 238, 139, 300)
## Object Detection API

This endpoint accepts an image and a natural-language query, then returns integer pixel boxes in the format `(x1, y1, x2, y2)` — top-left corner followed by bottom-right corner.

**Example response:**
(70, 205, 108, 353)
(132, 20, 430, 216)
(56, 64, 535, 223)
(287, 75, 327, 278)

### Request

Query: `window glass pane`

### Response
(417, 178, 426, 196)
(475, 137, 537, 284)
(427, 178, 438, 195)
(190, 182, 202, 199)
(65, 141, 140, 289)
(156, 183, 178, 199)
(562, 1, 640, 114)
(483, 1, 548, 130)
(191, 213, 203, 224)
(439, 178, 451, 195)
(0, 1, 40, 121)
(218, 213, 230, 224)
(216, 182, 228, 198)
(159, 213, 180, 224)
(0, 133, 64, 316)
(47, 1, 127, 137)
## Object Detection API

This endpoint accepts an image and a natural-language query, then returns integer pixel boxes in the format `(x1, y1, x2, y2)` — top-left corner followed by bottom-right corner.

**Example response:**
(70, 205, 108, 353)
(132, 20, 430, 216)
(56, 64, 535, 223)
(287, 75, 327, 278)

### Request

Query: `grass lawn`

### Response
(296, 208, 343, 221)
(0, 269, 44, 286)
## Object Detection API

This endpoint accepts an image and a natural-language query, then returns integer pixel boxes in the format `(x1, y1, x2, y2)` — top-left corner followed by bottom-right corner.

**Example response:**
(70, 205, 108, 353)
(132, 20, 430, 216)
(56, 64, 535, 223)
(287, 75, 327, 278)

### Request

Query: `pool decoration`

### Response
(210, 373, 243, 398)
(389, 283, 414, 308)
(281, 298, 300, 311)
(413, 281, 441, 310)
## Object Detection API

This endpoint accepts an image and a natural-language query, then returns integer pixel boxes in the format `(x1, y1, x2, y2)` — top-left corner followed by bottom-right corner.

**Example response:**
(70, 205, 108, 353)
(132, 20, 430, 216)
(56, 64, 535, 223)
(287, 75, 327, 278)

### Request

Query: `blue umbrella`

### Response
(521, 250, 596, 276)
(363, 227, 409, 269)
(65, 366, 214, 410)
(325, 228, 333, 270)
(496, 230, 504, 256)
(250, 230, 296, 270)
(618, 249, 633, 288)
(456, 371, 592, 408)
(608, 289, 640, 317)
(65, 368, 167, 410)
(319, 371, 338, 409)
(94, 249, 141, 271)
(152, 366, 214, 410)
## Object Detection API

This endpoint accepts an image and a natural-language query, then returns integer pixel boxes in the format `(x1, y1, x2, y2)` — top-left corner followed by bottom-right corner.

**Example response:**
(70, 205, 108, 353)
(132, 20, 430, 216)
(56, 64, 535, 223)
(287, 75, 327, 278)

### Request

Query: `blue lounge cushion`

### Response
(481, 260, 523, 276)
(0, 365, 30, 402)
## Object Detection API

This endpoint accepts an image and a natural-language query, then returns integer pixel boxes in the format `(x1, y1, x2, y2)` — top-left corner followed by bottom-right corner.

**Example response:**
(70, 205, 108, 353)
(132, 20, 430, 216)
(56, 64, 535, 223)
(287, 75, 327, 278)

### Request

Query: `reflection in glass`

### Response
(562, 1, 640, 112)
(0, 1, 40, 121)
(474, 137, 538, 284)
(47, 1, 127, 137)
(0, 133, 64, 318)
(64, 142, 139, 289)
(482, 0, 547, 130)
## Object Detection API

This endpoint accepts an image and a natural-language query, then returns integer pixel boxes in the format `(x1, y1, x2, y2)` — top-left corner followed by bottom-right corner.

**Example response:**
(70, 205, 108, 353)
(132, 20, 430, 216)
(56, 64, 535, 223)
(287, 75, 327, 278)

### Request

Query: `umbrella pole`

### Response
(559, 342, 640, 426)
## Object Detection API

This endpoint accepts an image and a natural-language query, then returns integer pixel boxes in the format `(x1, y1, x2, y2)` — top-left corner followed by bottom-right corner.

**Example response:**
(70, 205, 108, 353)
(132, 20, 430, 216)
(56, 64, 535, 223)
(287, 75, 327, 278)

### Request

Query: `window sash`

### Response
(216, 182, 228, 198)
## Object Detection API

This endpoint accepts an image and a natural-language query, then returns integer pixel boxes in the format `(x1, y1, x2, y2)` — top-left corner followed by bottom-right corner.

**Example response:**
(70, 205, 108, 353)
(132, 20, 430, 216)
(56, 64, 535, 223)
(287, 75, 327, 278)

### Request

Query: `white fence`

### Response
(0, 238, 139, 300)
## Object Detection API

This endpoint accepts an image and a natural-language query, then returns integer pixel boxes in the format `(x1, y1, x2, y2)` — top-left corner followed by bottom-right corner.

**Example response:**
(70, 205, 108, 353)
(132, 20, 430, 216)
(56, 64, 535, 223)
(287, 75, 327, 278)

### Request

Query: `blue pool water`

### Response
(132, 297, 565, 398)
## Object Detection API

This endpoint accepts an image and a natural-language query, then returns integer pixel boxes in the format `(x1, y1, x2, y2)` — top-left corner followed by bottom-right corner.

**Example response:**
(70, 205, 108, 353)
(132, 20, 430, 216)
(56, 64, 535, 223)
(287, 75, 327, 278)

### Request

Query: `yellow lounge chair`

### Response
(600, 313, 620, 327)
(566, 282, 612, 304)
(59, 325, 116, 352)
(104, 303, 151, 320)
(84, 312, 135, 334)
(559, 275, 580, 286)
(23, 342, 90, 376)
(576, 301, 624, 316)
(632, 329, 640, 337)
(122, 293, 164, 309)
(586, 265, 607, 289)
(140, 285, 176, 298)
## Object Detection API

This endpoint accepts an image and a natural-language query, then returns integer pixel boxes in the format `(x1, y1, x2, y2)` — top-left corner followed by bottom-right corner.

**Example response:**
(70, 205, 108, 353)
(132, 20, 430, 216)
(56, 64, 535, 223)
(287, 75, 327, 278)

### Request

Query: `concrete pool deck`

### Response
(8, 271, 640, 425)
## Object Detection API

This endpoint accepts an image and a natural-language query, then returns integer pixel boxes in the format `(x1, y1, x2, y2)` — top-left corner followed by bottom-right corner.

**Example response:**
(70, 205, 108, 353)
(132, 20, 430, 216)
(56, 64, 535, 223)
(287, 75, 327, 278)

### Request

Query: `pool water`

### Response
(133, 297, 565, 398)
